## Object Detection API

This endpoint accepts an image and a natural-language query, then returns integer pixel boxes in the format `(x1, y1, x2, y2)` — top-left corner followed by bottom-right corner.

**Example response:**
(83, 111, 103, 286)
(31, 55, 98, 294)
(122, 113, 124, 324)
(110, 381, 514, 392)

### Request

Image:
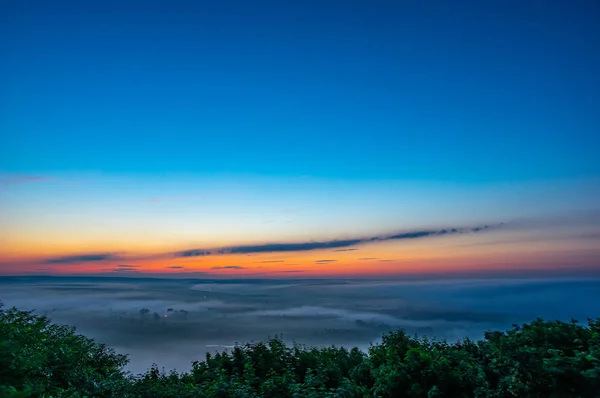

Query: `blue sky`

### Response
(2, 0, 598, 181)
(0, 1, 599, 276)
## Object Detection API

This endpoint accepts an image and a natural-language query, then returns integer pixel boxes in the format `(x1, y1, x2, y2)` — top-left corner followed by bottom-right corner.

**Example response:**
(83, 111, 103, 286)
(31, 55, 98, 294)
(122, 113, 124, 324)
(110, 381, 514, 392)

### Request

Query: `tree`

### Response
(0, 304, 129, 397)
(2, 302, 599, 398)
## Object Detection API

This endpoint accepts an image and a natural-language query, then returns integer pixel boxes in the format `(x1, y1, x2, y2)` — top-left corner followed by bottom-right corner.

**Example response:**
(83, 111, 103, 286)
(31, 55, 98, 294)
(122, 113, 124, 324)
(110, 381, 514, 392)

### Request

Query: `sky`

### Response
(1, 0, 599, 277)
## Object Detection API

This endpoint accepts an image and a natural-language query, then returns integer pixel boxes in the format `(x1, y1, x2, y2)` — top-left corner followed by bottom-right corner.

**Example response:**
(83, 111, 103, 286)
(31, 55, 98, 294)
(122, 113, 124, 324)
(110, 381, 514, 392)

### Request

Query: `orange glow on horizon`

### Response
(2, 226, 599, 277)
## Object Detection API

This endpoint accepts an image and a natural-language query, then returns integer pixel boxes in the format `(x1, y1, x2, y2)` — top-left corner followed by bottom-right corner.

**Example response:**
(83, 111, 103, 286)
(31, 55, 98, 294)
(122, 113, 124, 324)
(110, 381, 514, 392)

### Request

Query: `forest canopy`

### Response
(1, 304, 599, 397)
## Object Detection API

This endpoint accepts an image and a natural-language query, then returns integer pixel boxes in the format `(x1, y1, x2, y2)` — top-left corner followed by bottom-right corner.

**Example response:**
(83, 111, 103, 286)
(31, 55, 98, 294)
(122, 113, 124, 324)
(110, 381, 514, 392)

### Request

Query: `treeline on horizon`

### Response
(1, 304, 599, 398)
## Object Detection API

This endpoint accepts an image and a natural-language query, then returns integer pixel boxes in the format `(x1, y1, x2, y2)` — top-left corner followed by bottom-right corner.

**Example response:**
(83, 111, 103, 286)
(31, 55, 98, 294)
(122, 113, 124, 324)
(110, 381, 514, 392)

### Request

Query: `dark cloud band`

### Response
(44, 253, 117, 264)
(40, 224, 500, 265)
(174, 224, 501, 257)
(178, 249, 211, 257)
(216, 239, 364, 254)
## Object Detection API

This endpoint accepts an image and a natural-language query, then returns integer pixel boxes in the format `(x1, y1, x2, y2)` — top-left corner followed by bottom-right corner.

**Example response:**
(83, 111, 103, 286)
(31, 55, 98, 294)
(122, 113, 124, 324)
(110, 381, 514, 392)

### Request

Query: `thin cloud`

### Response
(0, 174, 53, 186)
(216, 239, 364, 254)
(173, 224, 501, 257)
(101, 267, 140, 273)
(166, 266, 184, 269)
(177, 249, 211, 257)
(247, 269, 305, 275)
(211, 266, 246, 270)
(44, 253, 117, 264)
(386, 231, 433, 240)
(315, 260, 337, 264)
(253, 260, 285, 264)
(333, 248, 358, 252)
(383, 225, 496, 242)
(105, 264, 139, 272)
(358, 258, 379, 261)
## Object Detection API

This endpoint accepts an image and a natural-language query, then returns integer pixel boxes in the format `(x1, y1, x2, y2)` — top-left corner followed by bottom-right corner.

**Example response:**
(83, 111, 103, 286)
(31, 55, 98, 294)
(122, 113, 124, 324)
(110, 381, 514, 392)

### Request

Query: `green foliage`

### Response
(0, 305, 129, 397)
(1, 303, 599, 397)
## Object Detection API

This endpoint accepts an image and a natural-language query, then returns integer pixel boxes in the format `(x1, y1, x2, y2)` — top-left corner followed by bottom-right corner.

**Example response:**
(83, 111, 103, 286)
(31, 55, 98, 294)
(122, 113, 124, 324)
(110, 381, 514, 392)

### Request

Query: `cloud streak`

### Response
(0, 174, 53, 187)
(174, 224, 501, 257)
(216, 239, 364, 254)
(177, 249, 211, 257)
(34, 224, 502, 268)
(101, 267, 140, 273)
(211, 266, 246, 270)
(44, 253, 118, 264)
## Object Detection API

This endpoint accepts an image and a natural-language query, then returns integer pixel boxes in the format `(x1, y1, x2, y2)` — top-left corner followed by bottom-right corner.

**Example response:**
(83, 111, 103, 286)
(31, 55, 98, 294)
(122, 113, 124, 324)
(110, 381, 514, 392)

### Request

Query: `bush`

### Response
(0, 305, 129, 397)
(1, 303, 599, 397)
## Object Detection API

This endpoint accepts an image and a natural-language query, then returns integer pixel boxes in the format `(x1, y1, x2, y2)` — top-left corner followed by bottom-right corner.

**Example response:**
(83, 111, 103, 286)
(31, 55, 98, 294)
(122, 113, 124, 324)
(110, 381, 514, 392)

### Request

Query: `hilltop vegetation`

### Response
(1, 304, 599, 397)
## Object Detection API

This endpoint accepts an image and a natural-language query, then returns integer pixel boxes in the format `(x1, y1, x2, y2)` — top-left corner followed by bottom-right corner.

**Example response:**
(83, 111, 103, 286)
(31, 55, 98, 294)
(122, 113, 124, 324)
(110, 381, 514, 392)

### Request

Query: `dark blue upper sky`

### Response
(1, 0, 599, 182)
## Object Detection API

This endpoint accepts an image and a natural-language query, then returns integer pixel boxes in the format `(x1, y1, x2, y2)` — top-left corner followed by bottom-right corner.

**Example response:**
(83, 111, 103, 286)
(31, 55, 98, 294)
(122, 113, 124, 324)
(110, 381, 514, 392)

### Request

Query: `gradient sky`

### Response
(1, 0, 599, 277)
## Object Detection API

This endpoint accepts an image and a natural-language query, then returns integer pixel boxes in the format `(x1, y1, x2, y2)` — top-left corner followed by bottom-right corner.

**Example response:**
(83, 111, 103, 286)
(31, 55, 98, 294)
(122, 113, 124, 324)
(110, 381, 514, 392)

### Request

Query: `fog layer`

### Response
(1, 276, 599, 374)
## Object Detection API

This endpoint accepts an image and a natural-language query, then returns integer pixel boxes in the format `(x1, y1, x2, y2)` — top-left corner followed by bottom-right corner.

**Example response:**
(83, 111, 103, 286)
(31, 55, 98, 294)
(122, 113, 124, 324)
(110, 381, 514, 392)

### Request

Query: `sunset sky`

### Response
(1, 1, 599, 277)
